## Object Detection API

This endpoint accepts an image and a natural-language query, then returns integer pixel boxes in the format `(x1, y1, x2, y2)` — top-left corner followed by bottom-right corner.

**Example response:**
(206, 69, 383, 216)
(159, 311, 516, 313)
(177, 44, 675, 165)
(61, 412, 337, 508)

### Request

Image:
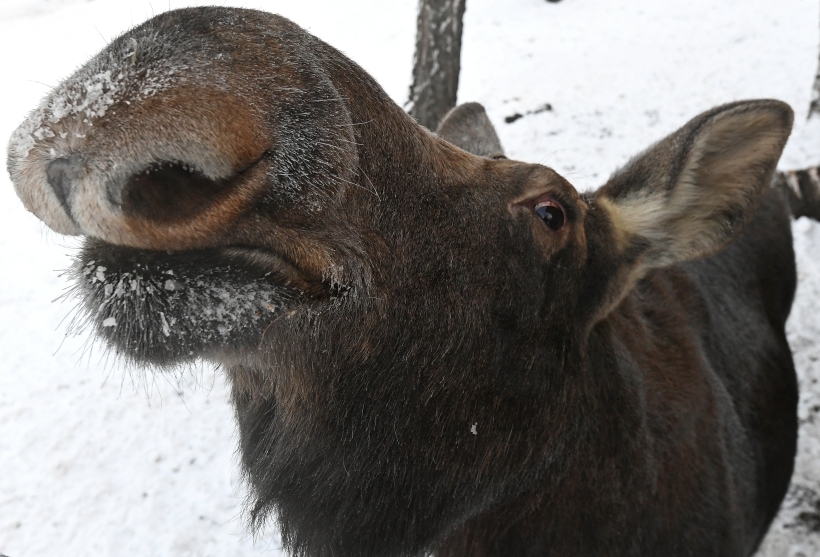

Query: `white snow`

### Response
(0, 1, 817, 556)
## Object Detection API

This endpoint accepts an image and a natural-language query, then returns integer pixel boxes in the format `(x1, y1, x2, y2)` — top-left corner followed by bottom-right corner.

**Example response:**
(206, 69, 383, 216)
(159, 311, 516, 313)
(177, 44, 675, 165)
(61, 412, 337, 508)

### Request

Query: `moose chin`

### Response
(6, 7, 816, 557)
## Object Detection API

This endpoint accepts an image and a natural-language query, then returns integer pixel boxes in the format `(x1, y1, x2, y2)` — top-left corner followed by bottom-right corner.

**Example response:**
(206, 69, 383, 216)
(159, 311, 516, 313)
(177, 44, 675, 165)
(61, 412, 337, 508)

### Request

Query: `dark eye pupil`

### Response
(535, 204, 565, 230)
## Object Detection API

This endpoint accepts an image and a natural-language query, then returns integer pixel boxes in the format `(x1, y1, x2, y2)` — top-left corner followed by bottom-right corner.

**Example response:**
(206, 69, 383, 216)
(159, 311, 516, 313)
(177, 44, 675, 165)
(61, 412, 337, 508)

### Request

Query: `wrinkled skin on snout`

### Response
(7, 7, 800, 557)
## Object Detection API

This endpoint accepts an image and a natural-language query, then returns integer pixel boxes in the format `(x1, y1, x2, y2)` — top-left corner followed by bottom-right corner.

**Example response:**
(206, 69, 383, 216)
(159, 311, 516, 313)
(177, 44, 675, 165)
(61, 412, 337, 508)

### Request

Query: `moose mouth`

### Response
(70, 239, 308, 368)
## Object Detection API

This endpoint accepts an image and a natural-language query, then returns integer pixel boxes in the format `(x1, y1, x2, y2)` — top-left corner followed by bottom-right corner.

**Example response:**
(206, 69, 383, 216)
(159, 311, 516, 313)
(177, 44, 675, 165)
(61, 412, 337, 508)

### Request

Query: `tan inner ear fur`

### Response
(603, 107, 791, 272)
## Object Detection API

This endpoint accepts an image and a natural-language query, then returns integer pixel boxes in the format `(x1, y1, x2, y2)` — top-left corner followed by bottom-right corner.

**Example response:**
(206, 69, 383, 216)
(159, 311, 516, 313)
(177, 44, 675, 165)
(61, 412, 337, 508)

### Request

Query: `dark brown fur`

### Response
(6, 7, 809, 557)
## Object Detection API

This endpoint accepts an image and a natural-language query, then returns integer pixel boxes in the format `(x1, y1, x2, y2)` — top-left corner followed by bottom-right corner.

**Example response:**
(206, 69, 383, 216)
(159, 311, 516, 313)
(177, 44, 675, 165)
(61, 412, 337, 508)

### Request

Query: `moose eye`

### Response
(534, 200, 565, 231)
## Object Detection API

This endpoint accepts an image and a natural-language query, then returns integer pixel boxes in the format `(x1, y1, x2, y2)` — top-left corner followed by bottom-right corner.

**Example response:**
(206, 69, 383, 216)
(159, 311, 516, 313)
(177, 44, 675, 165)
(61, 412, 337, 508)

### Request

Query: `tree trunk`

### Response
(407, 0, 467, 130)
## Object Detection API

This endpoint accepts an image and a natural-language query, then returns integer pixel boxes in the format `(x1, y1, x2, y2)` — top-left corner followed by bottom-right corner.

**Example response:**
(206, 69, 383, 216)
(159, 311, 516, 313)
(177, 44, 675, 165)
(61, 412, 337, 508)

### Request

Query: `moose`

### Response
(6, 7, 818, 556)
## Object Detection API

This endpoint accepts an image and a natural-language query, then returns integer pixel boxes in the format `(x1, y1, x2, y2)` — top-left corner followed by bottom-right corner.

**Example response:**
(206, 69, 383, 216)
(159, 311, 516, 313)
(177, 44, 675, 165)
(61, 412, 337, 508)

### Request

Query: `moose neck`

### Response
(228, 271, 643, 557)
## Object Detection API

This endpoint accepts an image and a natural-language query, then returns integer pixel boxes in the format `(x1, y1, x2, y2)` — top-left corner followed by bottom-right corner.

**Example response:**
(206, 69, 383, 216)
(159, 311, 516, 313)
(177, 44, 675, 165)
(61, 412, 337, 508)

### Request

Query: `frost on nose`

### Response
(6, 65, 131, 236)
(5, 26, 197, 237)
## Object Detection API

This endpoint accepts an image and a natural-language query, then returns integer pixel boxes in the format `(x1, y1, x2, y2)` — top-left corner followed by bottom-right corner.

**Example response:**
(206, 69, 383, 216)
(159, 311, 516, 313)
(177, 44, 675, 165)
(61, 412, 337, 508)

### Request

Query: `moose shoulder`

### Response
(6, 7, 802, 557)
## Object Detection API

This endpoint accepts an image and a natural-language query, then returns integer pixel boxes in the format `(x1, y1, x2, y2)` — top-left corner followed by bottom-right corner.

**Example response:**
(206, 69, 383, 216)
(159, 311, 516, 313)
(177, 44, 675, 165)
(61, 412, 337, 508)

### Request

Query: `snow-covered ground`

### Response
(0, 1, 818, 556)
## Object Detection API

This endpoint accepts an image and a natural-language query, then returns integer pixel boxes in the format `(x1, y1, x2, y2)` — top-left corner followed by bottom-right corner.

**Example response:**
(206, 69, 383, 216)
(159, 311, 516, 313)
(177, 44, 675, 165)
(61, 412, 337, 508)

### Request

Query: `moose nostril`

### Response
(121, 161, 233, 223)
(46, 156, 82, 215)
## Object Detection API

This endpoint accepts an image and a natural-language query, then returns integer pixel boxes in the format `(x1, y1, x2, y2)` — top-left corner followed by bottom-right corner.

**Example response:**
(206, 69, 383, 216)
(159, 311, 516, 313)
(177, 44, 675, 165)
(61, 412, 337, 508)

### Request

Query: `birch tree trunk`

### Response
(407, 0, 467, 130)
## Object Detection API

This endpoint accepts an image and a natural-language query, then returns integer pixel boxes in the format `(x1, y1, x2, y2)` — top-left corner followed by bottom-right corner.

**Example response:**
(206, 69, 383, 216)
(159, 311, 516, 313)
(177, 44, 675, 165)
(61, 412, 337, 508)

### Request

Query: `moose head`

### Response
(7, 7, 798, 556)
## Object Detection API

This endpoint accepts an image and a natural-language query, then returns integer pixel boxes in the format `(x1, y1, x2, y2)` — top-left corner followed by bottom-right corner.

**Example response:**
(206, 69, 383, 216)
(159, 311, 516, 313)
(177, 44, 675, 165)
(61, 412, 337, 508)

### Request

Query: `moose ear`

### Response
(435, 102, 505, 159)
(596, 100, 793, 271)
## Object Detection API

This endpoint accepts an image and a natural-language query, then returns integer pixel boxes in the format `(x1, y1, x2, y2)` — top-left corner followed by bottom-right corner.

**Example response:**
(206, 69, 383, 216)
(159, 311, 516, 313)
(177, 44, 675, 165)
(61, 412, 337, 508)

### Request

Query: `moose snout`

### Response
(46, 156, 82, 218)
